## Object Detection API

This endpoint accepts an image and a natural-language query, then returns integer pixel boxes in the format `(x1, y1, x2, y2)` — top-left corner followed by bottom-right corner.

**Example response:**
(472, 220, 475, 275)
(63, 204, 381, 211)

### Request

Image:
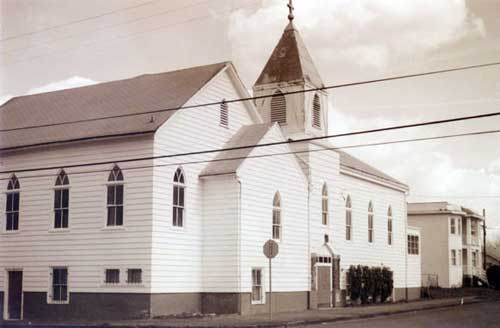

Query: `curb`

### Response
(0, 298, 488, 328)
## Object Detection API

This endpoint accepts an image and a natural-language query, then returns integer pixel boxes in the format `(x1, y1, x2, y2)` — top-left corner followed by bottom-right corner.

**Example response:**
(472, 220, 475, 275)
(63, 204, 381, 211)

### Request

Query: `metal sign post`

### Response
(263, 239, 279, 321)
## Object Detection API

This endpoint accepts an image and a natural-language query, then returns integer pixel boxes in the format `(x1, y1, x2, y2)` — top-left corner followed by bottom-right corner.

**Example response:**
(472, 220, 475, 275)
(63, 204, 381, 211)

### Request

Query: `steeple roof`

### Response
(254, 22, 324, 88)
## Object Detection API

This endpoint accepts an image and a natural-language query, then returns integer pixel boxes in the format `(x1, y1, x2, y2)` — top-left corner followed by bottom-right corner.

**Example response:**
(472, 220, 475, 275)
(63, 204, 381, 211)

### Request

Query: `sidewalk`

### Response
(0, 296, 485, 328)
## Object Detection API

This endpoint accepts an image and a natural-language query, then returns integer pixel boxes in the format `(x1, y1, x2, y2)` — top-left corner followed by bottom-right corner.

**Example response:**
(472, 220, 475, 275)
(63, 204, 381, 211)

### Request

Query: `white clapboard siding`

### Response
(150, 67, 259, 293)
(238, 125, 309, 293)
(0, 136, 155, 293)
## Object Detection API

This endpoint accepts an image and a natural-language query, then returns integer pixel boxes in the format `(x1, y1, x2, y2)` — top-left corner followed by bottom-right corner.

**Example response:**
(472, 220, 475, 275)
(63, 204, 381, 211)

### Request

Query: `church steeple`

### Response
(254, 1, 324, 88)
(253, 1, 328, 139)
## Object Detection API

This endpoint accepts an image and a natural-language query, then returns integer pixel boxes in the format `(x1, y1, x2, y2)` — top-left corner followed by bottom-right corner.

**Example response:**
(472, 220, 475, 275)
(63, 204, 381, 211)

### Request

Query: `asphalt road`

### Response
(303, 301, 500, 328)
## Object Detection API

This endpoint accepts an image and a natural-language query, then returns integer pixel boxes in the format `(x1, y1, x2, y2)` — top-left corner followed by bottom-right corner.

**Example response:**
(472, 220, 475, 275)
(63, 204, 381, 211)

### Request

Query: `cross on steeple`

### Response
(287, 0, 294, 22)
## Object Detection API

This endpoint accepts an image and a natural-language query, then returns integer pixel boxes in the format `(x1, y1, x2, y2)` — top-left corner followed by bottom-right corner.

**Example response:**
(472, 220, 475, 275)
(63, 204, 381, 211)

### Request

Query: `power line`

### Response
(1, 124, 499, 178)
(4, 0, 259, 67)
(2, 61, 499, 133)
(0, 0, 158, 42)
(0, 0, 214, 55)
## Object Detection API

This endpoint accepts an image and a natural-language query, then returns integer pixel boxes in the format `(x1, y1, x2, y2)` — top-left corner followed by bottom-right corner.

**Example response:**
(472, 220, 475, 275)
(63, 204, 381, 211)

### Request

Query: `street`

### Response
(303, 301, 500, 328)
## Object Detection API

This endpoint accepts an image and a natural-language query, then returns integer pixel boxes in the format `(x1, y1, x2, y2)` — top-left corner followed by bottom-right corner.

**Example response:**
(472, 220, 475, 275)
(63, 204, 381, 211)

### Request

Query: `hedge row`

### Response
(347, 265, 393, 304)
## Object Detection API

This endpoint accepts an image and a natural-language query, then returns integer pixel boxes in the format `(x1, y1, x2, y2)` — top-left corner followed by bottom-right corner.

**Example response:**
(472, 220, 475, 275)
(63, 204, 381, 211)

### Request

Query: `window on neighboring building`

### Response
(107, 165, 124, 226)
(451, 250, 457, 266)
(345, 196, 352, 241)
(368, 201, 374, 243)
(272, 192, 282, 241)
(408, 235, 419, 255)
(450, 218, 456, 234)
(471, 221, 477, 236)
(220, 100, 228, 127)
(105, 269, 120, 284)
(5, 174, 20, 231)
(472, 251, 478, 267)
(127, 269, 142, 284)
(270, 90, 286, 124)
(172, 167, 185, 227)
(388, 206, 393, 245)
(54, 170, 69, 229)
(252, 268, 263, 303)
(321, 183, 328, 226)
(312, 94, 321, 128)
(51, 267, 68, 302)
(458, 219, 462, 234)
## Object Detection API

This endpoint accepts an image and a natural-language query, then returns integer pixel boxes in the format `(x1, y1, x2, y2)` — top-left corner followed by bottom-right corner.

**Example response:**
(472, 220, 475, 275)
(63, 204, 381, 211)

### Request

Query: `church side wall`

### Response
(237, 126, 310, 314)
(150, 68, 257, 315)
(0, 136, 155, 320)
(335, 173, 408, 300)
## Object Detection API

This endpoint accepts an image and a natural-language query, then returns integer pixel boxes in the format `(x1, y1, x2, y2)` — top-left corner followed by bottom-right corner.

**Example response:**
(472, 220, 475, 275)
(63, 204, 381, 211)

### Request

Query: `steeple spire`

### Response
(287, 0, 294, 22)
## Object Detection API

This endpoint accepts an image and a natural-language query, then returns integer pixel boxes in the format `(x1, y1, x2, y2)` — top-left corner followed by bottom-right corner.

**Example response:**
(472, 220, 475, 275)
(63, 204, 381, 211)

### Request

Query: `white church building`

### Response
(0, 12, 420, 321)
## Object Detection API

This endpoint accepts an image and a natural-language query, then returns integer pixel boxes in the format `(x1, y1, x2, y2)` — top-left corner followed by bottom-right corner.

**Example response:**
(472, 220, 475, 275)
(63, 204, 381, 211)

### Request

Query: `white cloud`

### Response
(0, 76, 98, 107)
(27, 76, 98, 95)
(228, 0, 486, 83)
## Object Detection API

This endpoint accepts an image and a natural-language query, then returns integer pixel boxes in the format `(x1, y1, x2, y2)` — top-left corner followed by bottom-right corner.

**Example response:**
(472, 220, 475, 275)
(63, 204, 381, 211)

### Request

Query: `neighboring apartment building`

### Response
(0, 13, 420, 321)
(408, 202, 486, 288)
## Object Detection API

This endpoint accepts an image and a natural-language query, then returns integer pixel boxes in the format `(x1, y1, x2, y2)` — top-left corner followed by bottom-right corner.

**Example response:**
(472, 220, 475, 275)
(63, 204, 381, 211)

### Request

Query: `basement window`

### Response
(127, 269, 142, 284)
(105, 269, 120, 284)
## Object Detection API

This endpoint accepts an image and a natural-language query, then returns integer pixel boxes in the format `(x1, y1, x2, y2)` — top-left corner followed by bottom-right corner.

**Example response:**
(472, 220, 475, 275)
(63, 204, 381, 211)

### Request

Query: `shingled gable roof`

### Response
(254, 22, 324, 88)
(337, 150, 408, 189)
(200, 123, 272, 177)
(0, 62, 228, 151)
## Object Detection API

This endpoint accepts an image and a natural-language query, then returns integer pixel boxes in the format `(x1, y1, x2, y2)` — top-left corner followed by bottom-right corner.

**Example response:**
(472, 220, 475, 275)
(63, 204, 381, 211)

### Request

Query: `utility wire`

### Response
(2, 61, 499, 133)
(0, 0, 158, 42)
(0, 0, 214, 55)
(1, 125, 499, 178)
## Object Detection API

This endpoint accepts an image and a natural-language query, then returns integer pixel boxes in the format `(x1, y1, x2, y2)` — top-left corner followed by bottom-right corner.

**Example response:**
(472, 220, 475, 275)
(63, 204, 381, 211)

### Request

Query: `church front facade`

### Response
(0, 14, 420, 321)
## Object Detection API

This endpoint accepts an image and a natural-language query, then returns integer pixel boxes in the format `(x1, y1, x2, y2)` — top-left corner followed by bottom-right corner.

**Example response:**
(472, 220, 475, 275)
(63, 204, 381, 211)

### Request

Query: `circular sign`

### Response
(263, 239, 279, 259)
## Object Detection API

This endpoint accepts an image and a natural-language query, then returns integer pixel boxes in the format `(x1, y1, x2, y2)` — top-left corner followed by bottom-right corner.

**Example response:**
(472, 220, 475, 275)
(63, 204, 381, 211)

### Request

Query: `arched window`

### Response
(54, 170, 69, 229)
(107, 165, 124, 226)
(5, 174, 20, 231)
(272, 192, 282, 240)
(313, 94, 321, 128)
(270, 90, 286, 124)
(388, 206, 393, 245)
(345, 195, 352, 240)
(220, 100, 228, 127)
(368, 201, 374, 243)
(321, 184, 328, 226)
(173, 167, 185, 227)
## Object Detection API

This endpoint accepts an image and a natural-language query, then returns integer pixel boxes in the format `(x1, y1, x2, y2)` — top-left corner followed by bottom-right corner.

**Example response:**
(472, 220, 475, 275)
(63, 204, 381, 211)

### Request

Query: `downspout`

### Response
(237, 178, 242, 314)
(483, 209, 487, 271)
(307, 176, 312, 309)
(404, 193, 408, 302)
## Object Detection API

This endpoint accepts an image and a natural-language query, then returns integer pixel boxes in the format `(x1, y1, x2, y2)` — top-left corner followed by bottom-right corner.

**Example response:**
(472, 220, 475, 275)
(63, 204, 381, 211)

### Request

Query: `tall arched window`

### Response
(5, 174, 20, 231)
(54, 170, 70, 229)
(107, 165, 124, 226)
(388, 206, 393, 245)
(321, 184, 328, 226)
(173, 167, 185, 227)
(270, 90, 286, 124)
(272, 192, 282, 241)
(220, 100, 228, 127)
(313, 94, 321, 128)
(345, 195, 352, 240)
(368, 201, 374, 243)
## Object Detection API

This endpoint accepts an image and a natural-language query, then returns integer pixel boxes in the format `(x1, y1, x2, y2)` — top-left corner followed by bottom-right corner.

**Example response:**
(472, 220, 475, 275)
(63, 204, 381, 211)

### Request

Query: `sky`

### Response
(1, 0, 500, 237)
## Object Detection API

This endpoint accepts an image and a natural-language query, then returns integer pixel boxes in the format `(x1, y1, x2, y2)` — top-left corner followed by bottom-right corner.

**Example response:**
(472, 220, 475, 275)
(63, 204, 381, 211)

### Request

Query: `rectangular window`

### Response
(451, 250, 457, 266)
(107, 184, 124, 226)
(51, 267, 68, 302)
(105, 269, 120, 284)
(272, 208, 281, 241)
(127, 269, 142, 284)
(472, 252, 478, 267)
(407, 235, 419, 255)
(5, 192, 20, 231)
(54, 188, 69, 229)
(450, 218, 456, 234)
(471, 221, 477, 236)
(251, 268, 263, 303)
(346, 210, 352, 241)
